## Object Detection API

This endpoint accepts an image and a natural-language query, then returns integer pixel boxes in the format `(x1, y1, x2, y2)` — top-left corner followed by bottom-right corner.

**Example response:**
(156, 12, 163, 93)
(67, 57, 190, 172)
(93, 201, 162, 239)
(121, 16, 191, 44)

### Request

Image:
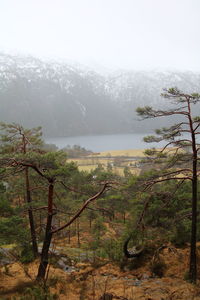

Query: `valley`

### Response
(68, 149, 145, 176)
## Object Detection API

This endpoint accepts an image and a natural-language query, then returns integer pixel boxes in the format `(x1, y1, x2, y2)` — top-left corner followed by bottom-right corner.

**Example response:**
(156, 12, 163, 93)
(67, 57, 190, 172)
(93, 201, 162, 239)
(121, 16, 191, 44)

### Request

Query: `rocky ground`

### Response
(1, 244, 200, 299)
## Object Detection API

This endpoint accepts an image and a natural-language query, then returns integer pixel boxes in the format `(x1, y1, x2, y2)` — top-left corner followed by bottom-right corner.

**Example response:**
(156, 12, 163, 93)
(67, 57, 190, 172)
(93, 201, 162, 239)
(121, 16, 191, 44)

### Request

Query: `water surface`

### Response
(45, 133, 160, 152)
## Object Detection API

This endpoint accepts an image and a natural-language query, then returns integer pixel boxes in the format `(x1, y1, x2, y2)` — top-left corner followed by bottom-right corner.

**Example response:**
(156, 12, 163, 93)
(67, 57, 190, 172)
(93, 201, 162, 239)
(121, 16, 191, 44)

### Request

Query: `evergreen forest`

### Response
(0, 88, 200, 299)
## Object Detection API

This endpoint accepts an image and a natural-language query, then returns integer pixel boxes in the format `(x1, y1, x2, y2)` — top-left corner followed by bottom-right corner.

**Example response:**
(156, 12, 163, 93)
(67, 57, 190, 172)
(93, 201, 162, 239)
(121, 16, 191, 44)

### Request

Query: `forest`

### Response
(0, 88, 200, 299)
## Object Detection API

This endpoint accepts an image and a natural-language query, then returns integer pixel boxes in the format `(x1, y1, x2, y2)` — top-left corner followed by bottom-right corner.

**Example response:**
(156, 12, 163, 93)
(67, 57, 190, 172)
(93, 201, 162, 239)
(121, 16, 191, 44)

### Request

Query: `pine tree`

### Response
(0, 123, 43, 257)
(136, 88, 200, 283)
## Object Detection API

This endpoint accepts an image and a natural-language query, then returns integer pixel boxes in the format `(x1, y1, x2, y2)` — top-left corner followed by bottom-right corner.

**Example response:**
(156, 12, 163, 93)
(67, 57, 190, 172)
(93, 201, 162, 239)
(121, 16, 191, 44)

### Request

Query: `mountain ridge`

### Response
(0, 53, 200, 137)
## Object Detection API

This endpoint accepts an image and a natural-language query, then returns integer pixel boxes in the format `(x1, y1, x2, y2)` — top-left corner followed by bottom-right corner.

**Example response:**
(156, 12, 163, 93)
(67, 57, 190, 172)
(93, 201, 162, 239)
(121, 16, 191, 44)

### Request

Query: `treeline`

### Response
(62, 145, 93, 158)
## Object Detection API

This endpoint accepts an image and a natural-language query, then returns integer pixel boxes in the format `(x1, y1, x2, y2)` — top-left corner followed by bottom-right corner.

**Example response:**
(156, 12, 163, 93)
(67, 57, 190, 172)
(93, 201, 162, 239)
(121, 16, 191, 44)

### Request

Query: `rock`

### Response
(57, 258, 77, 273)
(0, 248, 16, 266)
(132, 279, 142, 286)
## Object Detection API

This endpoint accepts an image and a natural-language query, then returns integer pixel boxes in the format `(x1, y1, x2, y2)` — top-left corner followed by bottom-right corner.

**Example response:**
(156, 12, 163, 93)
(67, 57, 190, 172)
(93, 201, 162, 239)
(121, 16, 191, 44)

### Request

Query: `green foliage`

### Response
(101, 238, 124, 262)
(0, 216, 28, 245)
(20, 243, 34, 263)
(17, 285, 58, 300)
(0, 122, 43, 155)
(170, 222, 191, 247)
(0, 214, 35, 262)
(0, 199, 13, 216)
(91, 217, 106, 245)
(143, 135, 161, 143)
(0, 183, 13, 216)
(144, 148, 157, 156)
(136, 106, 154, 117)
(193, 116, 200, 122)
(91, 164, 118, 181)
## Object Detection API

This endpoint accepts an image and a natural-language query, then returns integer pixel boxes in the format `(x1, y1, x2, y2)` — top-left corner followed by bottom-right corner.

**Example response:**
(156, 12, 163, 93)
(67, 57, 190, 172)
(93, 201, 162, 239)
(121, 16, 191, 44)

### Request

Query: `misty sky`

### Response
(0, 0, 199, 71)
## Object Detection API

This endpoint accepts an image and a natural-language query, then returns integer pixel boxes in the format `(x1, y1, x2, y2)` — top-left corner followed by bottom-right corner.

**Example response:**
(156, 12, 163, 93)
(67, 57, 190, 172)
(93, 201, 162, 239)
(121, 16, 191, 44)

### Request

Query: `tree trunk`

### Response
(89, 217, 92, 229)
(123, 212, 126, 223)
(188, 107, 198, 284)
(36, 214, 53, 280)
(25, 167, 38, 257)
(36, 182, 54, 280)
(77, 217, 80, 247)
(189, 158, 198, 283)
(99, 293, 113, 300)
(68, 225, 71, 244)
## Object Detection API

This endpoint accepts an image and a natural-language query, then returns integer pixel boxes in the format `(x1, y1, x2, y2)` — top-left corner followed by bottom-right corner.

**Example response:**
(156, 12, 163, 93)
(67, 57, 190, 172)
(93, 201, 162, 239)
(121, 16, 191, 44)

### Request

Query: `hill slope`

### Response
(1, 53, 200, 136)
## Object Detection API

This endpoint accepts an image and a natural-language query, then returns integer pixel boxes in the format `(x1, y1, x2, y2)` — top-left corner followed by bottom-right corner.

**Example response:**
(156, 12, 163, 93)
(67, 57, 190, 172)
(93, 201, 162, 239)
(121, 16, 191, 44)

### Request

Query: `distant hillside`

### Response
(0, 53, 200, 136)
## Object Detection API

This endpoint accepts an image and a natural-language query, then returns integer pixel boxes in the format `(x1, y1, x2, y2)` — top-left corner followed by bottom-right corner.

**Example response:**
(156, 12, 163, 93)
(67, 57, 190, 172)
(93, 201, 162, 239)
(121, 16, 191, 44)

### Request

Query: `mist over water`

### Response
(45, 133, 165, 152)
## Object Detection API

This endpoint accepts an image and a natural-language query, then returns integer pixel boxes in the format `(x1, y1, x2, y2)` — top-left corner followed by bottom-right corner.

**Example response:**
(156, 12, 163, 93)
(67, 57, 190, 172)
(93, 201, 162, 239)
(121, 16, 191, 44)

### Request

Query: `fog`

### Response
(0, 0, 200, 144)
(0, 0, 199, 71)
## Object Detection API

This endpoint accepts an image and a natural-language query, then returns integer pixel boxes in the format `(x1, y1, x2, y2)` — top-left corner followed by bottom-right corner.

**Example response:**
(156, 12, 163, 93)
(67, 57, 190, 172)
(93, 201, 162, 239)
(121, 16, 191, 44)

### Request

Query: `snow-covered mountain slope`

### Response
(0, 53, 200, 136)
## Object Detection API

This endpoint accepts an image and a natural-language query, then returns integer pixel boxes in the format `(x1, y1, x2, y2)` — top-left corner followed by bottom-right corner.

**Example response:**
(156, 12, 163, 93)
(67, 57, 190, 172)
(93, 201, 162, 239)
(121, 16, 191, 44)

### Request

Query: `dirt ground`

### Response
(1, 245, 200, 299)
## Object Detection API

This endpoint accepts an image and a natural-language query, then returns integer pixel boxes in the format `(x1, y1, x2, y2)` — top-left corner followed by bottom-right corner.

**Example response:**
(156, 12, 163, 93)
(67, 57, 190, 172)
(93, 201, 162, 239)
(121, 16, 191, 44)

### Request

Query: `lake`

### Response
(45, 133, 163, 152)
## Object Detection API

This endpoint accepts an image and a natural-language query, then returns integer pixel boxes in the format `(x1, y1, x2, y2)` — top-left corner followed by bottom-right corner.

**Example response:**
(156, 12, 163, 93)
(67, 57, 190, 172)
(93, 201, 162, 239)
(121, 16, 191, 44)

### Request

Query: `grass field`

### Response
(68, 148, 145, 176)
(68, 147, 182, 176)
(77, 164, 141, 176)
(93, 148, 146, 157)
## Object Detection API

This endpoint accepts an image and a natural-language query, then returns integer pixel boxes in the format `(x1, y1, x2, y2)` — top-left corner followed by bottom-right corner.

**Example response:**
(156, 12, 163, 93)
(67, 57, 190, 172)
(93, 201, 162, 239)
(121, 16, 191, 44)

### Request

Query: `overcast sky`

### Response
(0, 0, 199, 71)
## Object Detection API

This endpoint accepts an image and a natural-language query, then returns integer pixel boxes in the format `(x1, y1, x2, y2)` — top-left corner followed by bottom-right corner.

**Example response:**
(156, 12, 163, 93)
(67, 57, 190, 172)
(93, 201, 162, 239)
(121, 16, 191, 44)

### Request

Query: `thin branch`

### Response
(58, 181, 91, 196)
(86, 206, 113, 216)
(24, 206, 48, 212)
(144, 176, 192, 190)
(29, 186, 47, 192)
(194, 123, 200, 132)
(9, 159, 48, 180)
(51, 183, 110, 234)
(153, 169, 192, 178)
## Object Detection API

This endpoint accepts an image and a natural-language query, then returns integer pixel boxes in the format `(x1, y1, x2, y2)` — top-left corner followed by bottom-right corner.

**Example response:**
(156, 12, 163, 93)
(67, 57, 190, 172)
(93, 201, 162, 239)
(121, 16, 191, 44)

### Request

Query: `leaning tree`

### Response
(136, 88, 200, 283)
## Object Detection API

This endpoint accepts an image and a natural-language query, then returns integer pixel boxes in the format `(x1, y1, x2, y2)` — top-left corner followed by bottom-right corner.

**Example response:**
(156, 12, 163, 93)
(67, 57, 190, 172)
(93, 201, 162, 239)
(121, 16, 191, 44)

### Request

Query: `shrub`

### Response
(170, 222, 190, 247)
(16, 285, 58, 300)
(20, 244, 34, 263)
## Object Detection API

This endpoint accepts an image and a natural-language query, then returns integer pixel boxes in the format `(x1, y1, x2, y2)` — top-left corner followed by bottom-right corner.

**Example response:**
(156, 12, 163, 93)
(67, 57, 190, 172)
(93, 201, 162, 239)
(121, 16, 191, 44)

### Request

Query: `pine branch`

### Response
(51, 182, 110, 234)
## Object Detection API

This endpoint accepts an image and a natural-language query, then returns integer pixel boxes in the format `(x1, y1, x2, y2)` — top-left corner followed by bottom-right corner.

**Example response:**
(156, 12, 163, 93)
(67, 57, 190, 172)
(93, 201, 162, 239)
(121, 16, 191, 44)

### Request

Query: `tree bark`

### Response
(189, 148, 198, 283)
(190, 174, 197, 283)
(188, 99, 198, 283)
(36, 182, 54, 280)
(36, 213, 53, 280)
(77, 217, 80, 247)
(68, 225, 71, 244)
(25, 167, 38, 257)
